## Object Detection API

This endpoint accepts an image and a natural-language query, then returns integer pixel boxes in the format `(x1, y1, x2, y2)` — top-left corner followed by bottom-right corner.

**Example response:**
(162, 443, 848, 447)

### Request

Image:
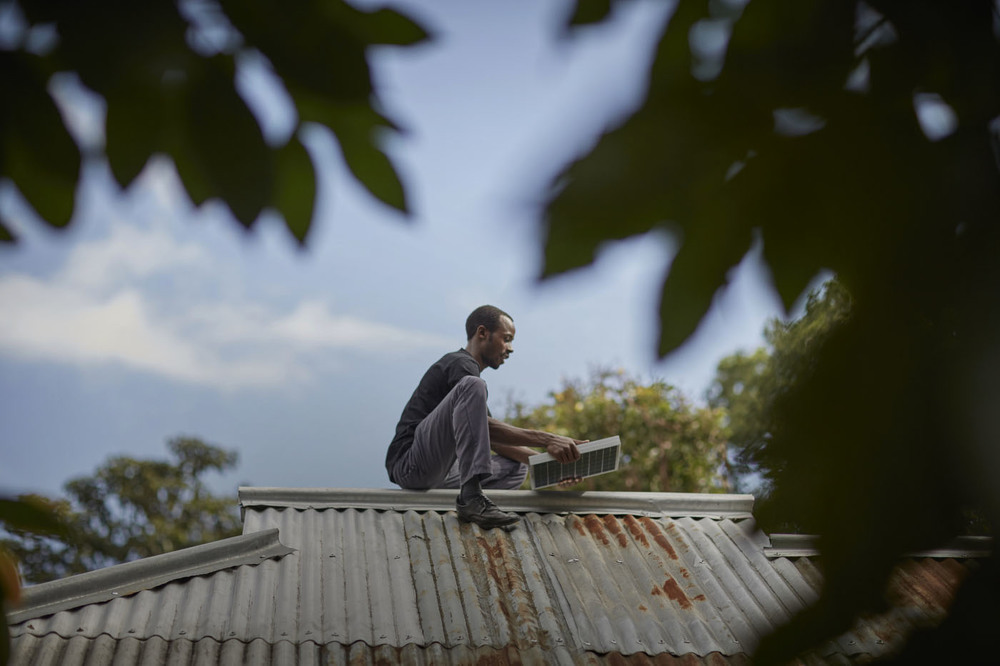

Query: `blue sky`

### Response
(0, 0, 785, 497)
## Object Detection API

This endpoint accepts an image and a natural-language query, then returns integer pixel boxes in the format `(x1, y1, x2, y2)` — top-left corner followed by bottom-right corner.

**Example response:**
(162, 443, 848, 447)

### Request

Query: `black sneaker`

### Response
(456, 494, 520, 529)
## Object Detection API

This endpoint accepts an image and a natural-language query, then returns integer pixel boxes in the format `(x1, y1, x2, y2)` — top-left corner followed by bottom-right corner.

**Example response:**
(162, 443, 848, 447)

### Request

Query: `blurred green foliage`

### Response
(2, 0, 999, 660)
(506, 368, 731, 493)
(549, 1, 1000, 662)
(0, 494, 66, 664)
(1, 436, 241, 584)
(0, 0, 429, 244)
(707, 279, 852, 496)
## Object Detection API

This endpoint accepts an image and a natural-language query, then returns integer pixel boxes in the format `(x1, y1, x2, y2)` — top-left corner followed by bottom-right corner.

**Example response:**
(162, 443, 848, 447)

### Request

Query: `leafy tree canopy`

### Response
(1, 436, 242, 584)
(707, 278, 852, 494)
(0, 0, 429, 244)
(550, 2, 1000, 661)
(506, 368, 731, 493)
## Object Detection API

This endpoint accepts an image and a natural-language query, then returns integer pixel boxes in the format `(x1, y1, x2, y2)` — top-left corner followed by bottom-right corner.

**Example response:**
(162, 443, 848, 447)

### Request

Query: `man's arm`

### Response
(487, 417, 584, 463)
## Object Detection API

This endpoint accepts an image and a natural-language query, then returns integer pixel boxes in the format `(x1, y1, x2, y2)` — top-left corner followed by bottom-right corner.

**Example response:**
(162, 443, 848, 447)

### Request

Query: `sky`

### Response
(0, 0, 788, 499)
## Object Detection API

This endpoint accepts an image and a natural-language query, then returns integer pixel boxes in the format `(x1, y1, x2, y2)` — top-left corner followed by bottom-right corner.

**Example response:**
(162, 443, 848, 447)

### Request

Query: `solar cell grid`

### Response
(529, 436, 621, 489)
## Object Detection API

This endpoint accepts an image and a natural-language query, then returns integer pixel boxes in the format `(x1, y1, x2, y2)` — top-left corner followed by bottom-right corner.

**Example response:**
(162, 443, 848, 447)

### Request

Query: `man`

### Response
(386, 305, 584, 528)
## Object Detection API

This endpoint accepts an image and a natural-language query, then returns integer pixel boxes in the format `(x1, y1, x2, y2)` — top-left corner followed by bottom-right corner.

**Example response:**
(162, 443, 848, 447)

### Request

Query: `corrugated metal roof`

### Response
(9, 529, 294, 625)
(6, 489, 975, 665)
(8, 635, 759, 666)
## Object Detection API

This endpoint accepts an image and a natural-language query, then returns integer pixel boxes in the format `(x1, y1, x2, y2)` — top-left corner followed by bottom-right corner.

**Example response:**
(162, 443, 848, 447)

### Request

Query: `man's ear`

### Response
(476, 325, 489, 340)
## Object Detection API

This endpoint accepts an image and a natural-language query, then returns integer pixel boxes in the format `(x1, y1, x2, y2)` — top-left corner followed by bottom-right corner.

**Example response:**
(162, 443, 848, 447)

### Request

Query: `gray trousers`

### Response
(391, 375, 528, 491)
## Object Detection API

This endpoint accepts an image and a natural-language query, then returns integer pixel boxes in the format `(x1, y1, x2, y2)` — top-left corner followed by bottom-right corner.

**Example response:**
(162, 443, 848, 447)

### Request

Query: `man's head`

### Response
(465, 305, 512, 340)
(465, 305, 515, 370)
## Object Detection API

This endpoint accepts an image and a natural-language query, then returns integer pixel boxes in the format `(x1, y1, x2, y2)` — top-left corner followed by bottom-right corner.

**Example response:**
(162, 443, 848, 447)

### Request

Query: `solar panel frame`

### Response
(528, 436, 622, 489)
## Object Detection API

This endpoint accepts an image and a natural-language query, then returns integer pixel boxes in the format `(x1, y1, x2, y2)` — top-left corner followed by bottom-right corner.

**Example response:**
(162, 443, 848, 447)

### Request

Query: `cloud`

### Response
(190, 300, 448, 352)
(57, 221, 208, 293)
(0, 274, 297, 388)
(278, 303, 447, 350)
(0, 216, 449, 389)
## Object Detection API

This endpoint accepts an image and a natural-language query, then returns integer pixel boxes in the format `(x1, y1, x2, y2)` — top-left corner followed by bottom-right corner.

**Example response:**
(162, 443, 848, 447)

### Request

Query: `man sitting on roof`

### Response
(386, 305, 584, 529)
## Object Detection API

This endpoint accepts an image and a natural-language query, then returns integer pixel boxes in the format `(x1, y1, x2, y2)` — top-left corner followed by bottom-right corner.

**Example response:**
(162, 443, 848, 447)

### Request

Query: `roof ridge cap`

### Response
(238, 487, 755, 518)
(8, 528, 294, 625)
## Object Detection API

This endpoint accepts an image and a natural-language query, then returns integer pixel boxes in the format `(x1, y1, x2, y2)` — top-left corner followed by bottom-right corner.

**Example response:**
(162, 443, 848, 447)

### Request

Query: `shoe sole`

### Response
(458, 514, 520, 529)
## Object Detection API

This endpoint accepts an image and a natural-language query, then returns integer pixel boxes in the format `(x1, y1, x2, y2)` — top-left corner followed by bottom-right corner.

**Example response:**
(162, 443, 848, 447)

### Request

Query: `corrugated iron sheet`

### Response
(9, 634, 760, 666)
(9, 529, 294, 625)
(7, 490, 974, 665)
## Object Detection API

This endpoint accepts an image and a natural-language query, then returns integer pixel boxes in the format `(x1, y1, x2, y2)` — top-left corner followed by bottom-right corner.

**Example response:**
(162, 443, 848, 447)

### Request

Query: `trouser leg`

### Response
(391, 375, 493, 490)
(439, 455, 528, 490)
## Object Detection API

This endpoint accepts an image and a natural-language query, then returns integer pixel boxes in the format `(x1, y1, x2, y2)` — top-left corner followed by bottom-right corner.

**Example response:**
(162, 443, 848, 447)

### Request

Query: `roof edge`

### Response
(7, 528, 295, 626)
(765, 533, 993, 559)
(238, 487, 756, 519)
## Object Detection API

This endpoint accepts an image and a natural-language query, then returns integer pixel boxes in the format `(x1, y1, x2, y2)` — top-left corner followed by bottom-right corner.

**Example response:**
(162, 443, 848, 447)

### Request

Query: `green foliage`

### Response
(0, 0, 430, 244)
(708, 279, 852, 493)
(1, 436, 242, 584)
(705, 347, 771, 491)
(548, 2, 1000, 662)
(0, 494, 69, 537)
(0, 494, 67, 663)
(567, 0, 613, 29)
(546, 0, 999, 354)
(506, 368, 731, 493)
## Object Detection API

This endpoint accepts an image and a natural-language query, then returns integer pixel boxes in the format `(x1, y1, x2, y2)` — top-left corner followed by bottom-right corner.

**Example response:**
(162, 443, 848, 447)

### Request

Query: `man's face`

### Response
(483, 316, 515, 370)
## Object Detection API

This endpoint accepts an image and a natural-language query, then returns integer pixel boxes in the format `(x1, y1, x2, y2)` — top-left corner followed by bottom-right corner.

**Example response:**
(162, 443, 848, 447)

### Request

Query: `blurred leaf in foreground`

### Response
(547, 1, 1000, 661)
(0, 0, 431, 245)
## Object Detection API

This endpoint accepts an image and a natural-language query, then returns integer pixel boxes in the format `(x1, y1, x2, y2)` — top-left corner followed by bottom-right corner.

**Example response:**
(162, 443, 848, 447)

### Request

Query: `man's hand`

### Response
(546, 435, 585, 463)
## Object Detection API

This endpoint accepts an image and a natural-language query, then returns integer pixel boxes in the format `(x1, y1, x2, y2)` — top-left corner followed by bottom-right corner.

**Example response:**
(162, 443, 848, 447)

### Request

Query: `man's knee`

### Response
(451, 375, 489, 413)
(454, 375, 487, 400)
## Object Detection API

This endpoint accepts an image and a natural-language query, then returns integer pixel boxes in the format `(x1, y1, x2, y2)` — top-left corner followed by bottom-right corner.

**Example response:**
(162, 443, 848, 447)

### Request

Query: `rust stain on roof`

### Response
(652, 576, 692, 610)
(639, 516, 679, 560)
(602, 515, 629, 548)
(572, 516, 588, 538)
(584, 515, 610, 546)
(665, 522, 690, 554)
(475, 534, 515, 624)
(474, 533, 543, 649)
(623, 515, 651, 548)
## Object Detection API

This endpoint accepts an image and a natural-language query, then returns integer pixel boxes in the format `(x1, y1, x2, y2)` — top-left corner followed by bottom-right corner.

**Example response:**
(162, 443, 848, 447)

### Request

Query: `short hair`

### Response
(465, 305, 513, 340)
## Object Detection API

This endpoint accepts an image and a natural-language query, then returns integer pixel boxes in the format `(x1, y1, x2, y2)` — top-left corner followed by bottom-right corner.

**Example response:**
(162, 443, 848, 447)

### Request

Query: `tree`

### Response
(707, 279, 852, 495)
(544, 2, 1000, 662)
(0, 0, 429, 244)
(5, 0, 1000, 659)
(506, 368, 731, 493)
(1, 436, 242, 584)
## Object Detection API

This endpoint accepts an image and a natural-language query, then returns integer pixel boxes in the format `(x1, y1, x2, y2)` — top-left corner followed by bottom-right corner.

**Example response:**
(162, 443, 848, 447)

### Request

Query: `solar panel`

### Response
(529, 436, 622, 489)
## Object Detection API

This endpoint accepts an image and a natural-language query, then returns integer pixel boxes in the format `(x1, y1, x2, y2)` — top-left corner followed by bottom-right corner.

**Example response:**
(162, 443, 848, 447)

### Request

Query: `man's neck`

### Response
(463, 344, 485, 371)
